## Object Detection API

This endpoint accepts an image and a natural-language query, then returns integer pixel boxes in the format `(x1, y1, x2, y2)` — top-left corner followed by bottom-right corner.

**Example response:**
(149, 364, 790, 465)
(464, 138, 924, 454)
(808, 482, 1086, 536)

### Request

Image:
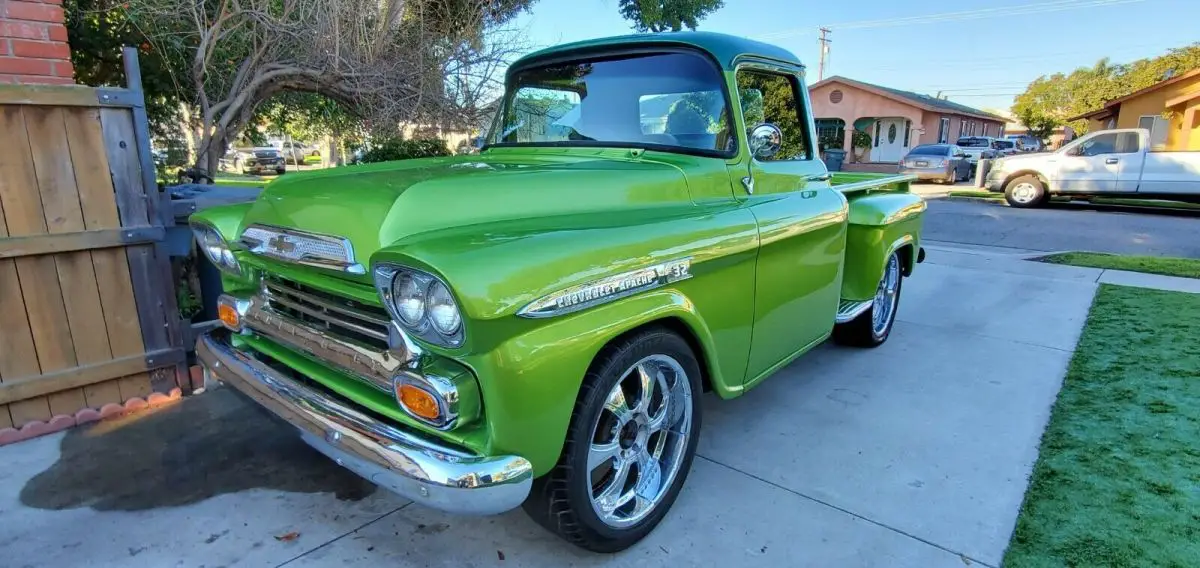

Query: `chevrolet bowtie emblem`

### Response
(267, 235, 296, 254)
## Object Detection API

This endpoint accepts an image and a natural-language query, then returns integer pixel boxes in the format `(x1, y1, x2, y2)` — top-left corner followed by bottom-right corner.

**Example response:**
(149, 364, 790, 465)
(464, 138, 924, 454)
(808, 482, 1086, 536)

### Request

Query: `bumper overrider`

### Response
(195, 333, 533, 515)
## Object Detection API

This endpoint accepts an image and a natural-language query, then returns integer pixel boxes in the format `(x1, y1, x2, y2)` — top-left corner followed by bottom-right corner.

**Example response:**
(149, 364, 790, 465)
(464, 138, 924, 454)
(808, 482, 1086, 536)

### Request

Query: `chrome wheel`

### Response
(587, 354, 693, 528)
(1010, 182, 1038, 204)
(872, 254, 900, 336)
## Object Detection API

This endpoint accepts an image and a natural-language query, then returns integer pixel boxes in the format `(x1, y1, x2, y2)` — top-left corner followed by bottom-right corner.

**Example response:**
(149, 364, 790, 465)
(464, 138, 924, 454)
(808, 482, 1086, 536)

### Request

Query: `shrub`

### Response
(360, 138, 450, 163)
(851, 130, 872, 149)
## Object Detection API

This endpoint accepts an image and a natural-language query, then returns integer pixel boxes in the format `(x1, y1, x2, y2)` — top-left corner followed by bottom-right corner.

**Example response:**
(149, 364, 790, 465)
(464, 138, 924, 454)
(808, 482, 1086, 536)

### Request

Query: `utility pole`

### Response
(817, 27, 832, 81)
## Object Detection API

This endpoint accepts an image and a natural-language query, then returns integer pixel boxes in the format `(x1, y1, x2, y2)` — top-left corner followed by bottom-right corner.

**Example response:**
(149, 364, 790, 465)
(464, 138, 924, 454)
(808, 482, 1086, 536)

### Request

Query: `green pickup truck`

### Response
(192, 31, 925, 551)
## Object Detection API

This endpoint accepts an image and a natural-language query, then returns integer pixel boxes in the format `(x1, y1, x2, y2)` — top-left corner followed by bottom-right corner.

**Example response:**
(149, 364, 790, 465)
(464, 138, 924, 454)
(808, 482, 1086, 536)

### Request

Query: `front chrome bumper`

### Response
(196, 333, 533, 515)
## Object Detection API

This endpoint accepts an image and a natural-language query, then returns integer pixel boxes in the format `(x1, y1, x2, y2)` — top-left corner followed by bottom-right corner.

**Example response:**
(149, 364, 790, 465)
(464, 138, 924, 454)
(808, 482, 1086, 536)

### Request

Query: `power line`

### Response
(757, 0, 1148, 40)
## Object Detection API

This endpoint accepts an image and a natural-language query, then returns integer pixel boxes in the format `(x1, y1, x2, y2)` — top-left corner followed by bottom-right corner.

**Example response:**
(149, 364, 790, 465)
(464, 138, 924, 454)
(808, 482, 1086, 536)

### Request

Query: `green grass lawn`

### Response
(1004, 284, 1200, 567)
(213, 173, 274, 188)
(1038, 252, 1200, 279)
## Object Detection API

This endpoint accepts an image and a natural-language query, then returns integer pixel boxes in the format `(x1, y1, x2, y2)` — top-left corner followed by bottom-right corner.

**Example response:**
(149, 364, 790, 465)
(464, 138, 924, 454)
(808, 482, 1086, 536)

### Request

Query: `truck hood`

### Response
(239, 150, 691, 277)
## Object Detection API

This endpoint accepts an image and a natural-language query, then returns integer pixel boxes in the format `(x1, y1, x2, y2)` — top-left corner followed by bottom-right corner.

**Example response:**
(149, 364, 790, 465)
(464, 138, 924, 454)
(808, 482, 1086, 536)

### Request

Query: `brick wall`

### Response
(1, 0, 74, 85)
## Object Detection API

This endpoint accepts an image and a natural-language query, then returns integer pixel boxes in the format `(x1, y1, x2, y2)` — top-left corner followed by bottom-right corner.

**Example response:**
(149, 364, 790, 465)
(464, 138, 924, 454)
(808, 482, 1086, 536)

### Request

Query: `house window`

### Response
(815, 118, 846, 151)
(875, 120, 881, 147)
(1137, 115, 1169, 150)
(938, 117, 950, 143)
(958, 119, 965, 138)
(903, 120, 911, 147)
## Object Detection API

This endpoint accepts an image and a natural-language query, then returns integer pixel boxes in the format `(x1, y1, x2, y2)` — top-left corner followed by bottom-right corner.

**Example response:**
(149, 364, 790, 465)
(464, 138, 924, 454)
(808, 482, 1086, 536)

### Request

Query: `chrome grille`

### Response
(263, 277, 391, 351)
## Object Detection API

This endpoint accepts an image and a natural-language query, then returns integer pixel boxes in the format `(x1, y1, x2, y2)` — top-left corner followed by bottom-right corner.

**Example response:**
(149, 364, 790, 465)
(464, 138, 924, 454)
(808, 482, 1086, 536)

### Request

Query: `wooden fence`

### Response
(0, 49, 185, 430)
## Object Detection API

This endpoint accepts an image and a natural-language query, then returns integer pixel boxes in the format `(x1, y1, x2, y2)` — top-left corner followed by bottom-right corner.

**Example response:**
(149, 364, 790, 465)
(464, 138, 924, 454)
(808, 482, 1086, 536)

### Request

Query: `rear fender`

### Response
(841, 192, 925, 301)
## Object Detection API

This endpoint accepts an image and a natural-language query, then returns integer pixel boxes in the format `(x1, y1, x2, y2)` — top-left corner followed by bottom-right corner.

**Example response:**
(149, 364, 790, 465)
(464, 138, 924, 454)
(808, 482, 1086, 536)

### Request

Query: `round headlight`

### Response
(392, 272, 427, 326)
(426, 280, 461, 335)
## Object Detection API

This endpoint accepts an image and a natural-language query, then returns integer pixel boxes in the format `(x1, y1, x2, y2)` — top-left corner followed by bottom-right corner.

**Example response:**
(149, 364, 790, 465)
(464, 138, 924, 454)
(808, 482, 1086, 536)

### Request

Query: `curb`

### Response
(0, 388, 183, 447)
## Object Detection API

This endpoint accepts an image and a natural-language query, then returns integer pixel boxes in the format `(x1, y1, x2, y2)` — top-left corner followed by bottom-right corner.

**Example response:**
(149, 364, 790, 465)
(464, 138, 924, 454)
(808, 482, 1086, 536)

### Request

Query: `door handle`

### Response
(807, 173, 833, 182)
(1105, 158, 1119, 164)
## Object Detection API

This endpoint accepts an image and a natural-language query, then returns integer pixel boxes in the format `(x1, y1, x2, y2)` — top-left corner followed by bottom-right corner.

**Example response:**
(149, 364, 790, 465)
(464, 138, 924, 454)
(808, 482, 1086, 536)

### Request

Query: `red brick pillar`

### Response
(0, 0, 74, 85)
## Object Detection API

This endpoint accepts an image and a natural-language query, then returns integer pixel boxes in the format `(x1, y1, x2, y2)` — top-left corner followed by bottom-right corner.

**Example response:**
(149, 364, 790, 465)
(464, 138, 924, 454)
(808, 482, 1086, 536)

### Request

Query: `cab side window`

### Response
(1077, 132, 1140, 156)
(736, 69, 811, 161)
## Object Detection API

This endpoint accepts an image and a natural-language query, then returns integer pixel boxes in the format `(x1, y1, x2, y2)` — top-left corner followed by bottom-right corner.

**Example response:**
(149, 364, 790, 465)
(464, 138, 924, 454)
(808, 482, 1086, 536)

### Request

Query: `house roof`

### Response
(811, 76, 1007, 122)
(1066, 68, 1200, 121)
(512, 31, 803, 73)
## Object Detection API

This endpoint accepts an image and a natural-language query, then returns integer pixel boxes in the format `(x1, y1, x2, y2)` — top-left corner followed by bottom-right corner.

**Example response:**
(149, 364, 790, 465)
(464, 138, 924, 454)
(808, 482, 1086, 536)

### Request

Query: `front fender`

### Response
(369, 205, 759, 477)
(463, 287, 737, 477)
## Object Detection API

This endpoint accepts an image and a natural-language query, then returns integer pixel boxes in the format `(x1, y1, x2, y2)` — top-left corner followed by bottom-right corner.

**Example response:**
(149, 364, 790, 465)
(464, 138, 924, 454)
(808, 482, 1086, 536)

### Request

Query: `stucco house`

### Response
(809, 76, 1007, 164)
(1067, 68, 1200, 151)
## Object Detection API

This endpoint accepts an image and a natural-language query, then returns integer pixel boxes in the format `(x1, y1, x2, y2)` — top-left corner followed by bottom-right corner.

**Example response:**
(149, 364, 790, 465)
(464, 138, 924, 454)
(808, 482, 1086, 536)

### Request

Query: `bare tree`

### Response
(129, 0, 529, 175)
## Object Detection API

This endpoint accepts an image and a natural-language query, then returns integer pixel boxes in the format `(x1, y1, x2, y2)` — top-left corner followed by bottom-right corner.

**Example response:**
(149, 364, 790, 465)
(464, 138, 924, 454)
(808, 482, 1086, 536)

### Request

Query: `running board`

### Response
(835, 299, 872, 324)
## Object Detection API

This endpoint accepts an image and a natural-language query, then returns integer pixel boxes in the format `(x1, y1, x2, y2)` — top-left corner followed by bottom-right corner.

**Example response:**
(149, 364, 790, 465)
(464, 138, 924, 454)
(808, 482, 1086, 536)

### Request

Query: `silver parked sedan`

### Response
(899, 144, 972, 184)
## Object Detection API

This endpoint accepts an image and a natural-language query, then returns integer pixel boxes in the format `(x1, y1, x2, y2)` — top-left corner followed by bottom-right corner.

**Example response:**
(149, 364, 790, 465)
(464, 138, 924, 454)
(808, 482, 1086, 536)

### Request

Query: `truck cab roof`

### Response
(512, 31, 804, 72)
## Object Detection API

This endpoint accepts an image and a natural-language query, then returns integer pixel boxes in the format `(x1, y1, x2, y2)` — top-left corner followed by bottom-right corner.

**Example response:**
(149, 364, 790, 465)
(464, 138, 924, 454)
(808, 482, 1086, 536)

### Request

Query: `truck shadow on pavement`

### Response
(19, 387, 376, 511)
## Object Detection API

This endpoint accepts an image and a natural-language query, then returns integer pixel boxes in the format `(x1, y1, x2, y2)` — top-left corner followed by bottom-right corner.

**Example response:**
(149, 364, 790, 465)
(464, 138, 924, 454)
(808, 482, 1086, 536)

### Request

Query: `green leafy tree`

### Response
(63, 0, 190, 138)
(618, 0, 724, 32)
(1013, 43, 1200, 137)
(126, 0, 534, 175)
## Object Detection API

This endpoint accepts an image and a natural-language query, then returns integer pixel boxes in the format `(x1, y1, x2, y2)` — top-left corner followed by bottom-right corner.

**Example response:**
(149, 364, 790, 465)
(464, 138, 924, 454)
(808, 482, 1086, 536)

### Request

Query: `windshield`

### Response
(956, 137, 990, 148)
(489, 51, 733, 154)
(910, 145, 949, 156)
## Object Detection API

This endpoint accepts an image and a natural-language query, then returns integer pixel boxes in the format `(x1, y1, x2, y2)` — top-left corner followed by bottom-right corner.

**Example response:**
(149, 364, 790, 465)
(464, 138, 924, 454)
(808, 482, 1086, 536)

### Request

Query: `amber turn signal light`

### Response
(397, 383, 441, 422)
(218, 302, 240, 330)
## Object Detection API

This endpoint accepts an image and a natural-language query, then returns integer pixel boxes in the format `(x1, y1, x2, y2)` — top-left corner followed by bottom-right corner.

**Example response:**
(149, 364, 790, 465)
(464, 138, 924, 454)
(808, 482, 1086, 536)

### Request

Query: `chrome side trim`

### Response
(242, 298, 406, 392)
(518, 258, 693, 319)
(197, 334, 532, 515)
(240, 224, 366, 275)
(835, 299, 872, 324)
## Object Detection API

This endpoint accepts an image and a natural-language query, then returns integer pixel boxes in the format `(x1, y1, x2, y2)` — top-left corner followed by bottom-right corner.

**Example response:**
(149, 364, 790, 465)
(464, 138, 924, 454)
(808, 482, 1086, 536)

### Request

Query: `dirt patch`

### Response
(20, 388, 376, 511)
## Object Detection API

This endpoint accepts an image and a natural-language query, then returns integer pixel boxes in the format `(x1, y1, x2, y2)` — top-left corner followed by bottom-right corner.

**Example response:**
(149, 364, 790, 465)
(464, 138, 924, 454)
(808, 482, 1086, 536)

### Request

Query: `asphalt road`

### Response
(914, 188, 1200, 258)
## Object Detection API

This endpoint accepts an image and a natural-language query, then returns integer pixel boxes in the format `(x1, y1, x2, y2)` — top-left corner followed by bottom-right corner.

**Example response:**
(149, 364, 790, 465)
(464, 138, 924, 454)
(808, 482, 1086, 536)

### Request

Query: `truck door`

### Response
(1057, 132, 1127, 193)
(732, 64, 847, 384)
(1111, 131, 1146, 192)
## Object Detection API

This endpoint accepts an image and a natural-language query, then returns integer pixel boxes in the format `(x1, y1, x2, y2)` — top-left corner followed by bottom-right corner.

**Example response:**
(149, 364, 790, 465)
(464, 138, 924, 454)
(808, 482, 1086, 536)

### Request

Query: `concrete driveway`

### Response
(0, 246, 1098, 568)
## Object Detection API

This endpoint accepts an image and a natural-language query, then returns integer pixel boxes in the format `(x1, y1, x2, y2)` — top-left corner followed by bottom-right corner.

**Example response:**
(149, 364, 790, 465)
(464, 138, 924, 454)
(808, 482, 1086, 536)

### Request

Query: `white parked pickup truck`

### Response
(984, 128, 1200, 207)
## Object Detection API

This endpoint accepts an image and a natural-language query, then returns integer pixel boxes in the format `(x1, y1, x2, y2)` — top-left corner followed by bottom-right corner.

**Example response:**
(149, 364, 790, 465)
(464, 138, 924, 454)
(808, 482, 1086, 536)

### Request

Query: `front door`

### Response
(870, 118, 906, 163)
(734, 64, 847, 385)
(1056, 131, 1133, 193)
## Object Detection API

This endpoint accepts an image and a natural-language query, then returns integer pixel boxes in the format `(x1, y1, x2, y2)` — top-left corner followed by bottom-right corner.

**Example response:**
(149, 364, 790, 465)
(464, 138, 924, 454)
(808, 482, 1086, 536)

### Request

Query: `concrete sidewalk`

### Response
(0, 246, 1100, 567)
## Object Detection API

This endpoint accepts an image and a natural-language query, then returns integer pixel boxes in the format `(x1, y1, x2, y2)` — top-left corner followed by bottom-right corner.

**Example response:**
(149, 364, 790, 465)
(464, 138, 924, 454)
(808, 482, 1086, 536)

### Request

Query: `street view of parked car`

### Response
(985, 127, 1200, 207)
(955, 136, 998, 165)
(900, 143, 973, 183)
(991, 138, 1019, 156)
(279, 141, 320, 165)
(1005, 134, 1044, 152)
(190, 32, 926, 552)
(221, 147, 287, 175)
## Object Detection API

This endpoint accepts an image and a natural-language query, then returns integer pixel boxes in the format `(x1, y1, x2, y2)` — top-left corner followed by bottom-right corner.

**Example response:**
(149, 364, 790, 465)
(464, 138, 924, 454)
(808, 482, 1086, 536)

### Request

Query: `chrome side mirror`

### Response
(748, 123, 783, 160)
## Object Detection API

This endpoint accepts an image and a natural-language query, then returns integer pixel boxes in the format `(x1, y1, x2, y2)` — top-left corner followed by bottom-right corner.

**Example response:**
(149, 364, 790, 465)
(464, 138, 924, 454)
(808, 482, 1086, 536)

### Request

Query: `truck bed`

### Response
(830, 172, 916, 193)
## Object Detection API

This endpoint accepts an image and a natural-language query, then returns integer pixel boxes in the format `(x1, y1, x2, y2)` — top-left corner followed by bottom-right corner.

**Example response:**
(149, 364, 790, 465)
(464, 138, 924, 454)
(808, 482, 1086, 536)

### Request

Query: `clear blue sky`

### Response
(508, 0, 1198, 116)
